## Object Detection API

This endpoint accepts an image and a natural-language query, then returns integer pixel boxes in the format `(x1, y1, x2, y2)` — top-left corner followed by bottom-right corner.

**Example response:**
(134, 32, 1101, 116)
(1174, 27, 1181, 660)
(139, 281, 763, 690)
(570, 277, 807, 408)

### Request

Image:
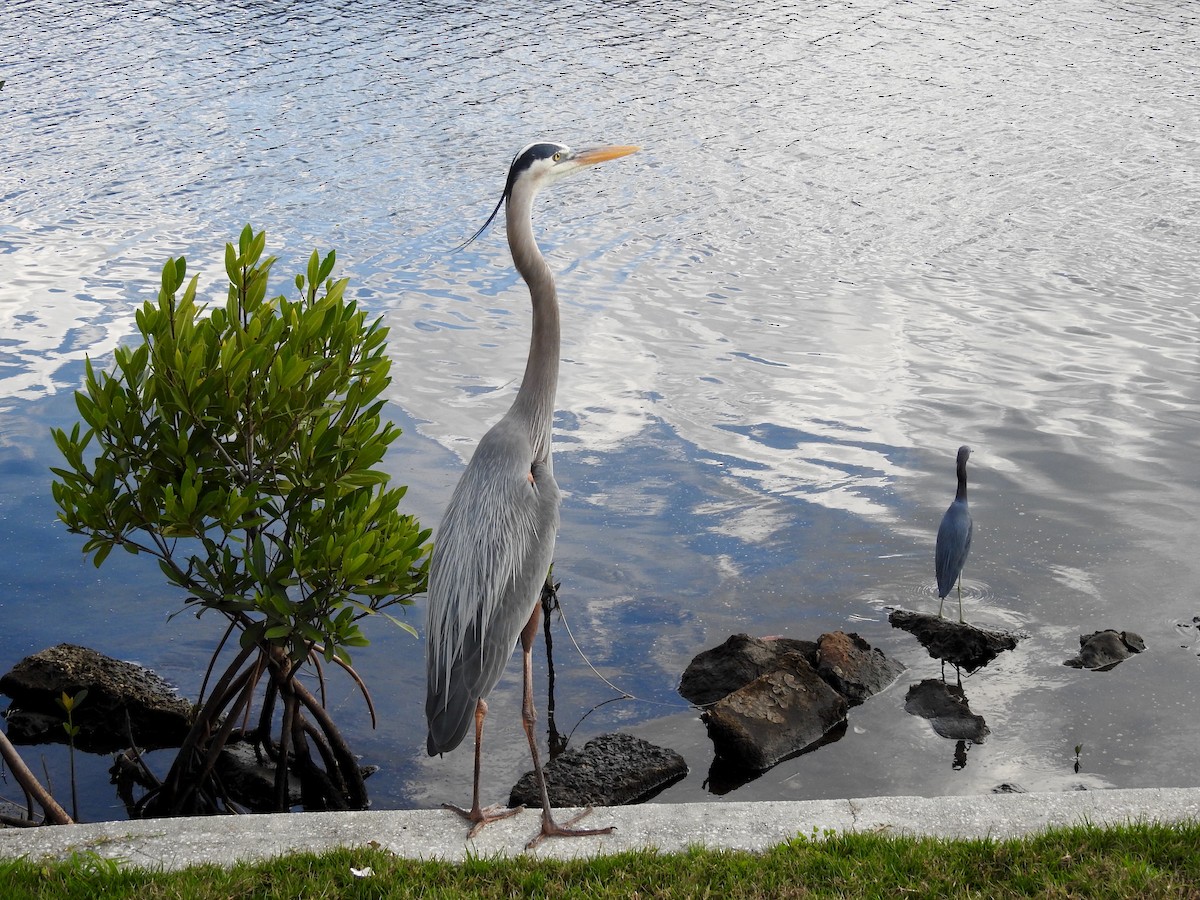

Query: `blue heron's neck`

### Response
(955, 460, 969, 503)
(506, 190, 560, 463)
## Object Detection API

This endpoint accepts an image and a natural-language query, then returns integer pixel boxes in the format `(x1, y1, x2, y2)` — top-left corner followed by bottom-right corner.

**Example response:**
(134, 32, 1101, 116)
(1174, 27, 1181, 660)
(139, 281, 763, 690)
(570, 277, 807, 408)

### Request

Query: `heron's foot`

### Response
(442, 801, 523, 839)
(525, 806, 615, 850)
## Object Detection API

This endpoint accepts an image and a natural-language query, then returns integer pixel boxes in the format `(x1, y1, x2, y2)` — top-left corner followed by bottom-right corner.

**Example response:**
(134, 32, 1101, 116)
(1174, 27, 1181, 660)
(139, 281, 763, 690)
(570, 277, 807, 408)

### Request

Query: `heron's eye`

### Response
(552, 151, 562, 162)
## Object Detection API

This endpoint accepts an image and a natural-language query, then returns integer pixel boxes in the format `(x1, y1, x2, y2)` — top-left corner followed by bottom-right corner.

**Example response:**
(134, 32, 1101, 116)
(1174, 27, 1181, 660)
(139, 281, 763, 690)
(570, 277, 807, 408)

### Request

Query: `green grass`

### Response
(1, 821, 1198, 898)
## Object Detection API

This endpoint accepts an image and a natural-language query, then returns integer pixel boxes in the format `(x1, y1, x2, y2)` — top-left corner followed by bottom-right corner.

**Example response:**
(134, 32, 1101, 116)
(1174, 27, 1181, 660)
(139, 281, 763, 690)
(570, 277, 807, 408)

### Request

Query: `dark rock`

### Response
(678, 630, 904, 707)
(1065, 629, 1146, 670)
(509, 733, 687, 808)
(215, 739, 303, 811)
(678, 631, 902, 774)
(211, 738, 378, 812)
(904, 678, 990, 742)
(1119, 631, 1146, 653)
(889, 609, 1023, 672)
(814, 631, 906, 706)
(704, 721, 847, 795)
(679, 631, 901, 774)
(993, 782, 1027, 793)
(0, 644, 191, 753)
(678, 633, 817, 706)
(702, 652, 848, 771)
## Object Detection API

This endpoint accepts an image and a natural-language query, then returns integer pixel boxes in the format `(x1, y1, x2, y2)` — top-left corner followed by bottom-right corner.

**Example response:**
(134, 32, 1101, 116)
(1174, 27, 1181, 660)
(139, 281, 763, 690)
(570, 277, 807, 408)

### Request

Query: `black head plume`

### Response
(453, 143, 569, 252)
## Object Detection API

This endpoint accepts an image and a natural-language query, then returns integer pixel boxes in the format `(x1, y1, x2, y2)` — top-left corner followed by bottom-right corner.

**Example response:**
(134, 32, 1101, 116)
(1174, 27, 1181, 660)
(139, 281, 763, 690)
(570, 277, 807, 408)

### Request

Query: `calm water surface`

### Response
(2, 0, 1198, 820)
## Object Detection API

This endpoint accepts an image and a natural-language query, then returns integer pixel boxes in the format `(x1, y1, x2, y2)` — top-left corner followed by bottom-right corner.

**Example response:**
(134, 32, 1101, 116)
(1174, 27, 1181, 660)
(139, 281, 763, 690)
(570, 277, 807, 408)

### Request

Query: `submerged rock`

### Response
(889, 609, 1023, 672)
(993, 782, 1027, 793)
(703, 720, 848, 795)
(509, 732, 687, 808)
(0, 644, 191, 753)
(904, 678, 990, 743)
(702, 652, 848, 771)
(211, 737, 378, 812)
(1064, 629, 1145, 670)
(216, 739, 303, 811)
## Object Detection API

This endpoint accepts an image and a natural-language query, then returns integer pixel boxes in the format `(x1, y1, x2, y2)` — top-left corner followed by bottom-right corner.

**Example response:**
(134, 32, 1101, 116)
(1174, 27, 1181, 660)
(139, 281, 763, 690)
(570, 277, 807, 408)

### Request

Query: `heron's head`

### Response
(504, 142, 640, 197)
(457, 142, 639, 250)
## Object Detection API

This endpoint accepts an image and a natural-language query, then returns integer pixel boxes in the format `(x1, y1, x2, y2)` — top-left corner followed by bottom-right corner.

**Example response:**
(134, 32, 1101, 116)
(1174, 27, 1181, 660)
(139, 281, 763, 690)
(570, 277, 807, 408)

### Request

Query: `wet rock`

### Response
(215, 739, 303, 811)
(678, 632, 901, 774)
(1064, 629, 1146, 670)
(704, 720, 848, 795)
(679, 632, 901, 773)
(0, 644, 191, 753)
(993, 782, 1027, 793)
(889, 609, 1023, 672)
(509, 733, 687, 808)
(702, 652, 848, 771)
(210, 738, 378, 812)
(678, 633, 817, 706)
(678, 631, 904, 707)
(814, 631, 906, 706)
(904, 678, 990, 742)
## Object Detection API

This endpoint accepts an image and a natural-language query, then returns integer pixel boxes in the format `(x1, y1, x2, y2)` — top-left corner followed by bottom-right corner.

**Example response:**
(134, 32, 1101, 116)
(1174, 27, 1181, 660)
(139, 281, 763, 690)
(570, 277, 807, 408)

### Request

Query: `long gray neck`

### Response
(505, 187, 559, 465)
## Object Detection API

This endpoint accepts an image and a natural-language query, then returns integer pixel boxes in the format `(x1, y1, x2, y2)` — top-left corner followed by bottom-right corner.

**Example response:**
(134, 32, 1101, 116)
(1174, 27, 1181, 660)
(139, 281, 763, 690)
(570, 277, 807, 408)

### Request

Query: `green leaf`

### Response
(378, 610, 419, 638)
(92, 542, 113, 568)
(317, 250, 336, 283)
(225, 242, 240, 288)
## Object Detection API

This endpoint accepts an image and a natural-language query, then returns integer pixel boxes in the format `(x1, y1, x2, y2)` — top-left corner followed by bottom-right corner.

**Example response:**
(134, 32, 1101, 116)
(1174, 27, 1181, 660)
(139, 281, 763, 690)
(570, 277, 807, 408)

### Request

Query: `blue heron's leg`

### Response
(957, 578, 964, 624)
(518, 600, 614, 850)
(937, 595, 945, 618)
(443, 697, 522, 836)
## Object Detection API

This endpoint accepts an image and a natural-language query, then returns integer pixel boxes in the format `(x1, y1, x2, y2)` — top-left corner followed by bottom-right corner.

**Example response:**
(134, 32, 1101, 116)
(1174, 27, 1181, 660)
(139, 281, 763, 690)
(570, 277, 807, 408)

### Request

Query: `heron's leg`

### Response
(937, 594, 945, 618)
(442, 697, 521, 837)
(518, 601, 614, 850)
(957, 577, 965, 624)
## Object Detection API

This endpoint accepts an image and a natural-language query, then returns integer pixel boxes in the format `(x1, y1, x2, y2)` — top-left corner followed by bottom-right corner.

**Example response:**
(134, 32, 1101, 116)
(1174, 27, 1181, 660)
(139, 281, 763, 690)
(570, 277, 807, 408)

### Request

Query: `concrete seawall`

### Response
(1, 787, 1197, 870)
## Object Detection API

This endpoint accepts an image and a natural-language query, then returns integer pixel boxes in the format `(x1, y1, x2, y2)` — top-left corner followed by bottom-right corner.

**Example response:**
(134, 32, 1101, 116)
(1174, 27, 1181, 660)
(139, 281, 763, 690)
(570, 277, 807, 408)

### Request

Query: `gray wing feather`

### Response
(935, 499, 972, 598)
(425, 415, 560, 755)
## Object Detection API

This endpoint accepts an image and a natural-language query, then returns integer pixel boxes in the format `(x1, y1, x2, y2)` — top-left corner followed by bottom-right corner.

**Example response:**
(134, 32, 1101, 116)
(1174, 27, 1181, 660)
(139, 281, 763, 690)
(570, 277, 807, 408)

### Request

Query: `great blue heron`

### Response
(425, 141, 638, 848)
(935, 445, 973, 622)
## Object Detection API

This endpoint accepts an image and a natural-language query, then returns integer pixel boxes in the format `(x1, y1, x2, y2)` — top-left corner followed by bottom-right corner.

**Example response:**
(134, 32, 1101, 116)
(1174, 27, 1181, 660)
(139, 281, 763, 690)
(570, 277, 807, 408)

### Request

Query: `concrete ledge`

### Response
(0, 788, 1197, 871)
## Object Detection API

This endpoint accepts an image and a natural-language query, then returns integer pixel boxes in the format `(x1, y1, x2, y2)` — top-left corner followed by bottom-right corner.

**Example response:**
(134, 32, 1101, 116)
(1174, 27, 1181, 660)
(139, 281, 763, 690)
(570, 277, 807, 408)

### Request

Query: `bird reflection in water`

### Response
(953, 739, 969, 771)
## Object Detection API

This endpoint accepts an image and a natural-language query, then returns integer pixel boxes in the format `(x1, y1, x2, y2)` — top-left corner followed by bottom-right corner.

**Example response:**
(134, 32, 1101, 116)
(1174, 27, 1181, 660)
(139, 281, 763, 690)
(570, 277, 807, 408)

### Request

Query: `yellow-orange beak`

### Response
(573, 145, 640, 166)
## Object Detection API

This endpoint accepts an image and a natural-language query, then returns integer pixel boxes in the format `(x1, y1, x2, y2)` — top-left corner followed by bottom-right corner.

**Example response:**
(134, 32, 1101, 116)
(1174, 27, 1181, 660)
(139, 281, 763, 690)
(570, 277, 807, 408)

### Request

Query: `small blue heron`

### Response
(935, 445, 973, 622)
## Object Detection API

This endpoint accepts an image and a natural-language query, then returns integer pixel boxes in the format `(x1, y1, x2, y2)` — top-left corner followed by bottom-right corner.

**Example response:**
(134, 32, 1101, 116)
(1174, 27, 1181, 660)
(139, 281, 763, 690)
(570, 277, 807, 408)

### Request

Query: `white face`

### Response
(512, 142, 578, 191)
